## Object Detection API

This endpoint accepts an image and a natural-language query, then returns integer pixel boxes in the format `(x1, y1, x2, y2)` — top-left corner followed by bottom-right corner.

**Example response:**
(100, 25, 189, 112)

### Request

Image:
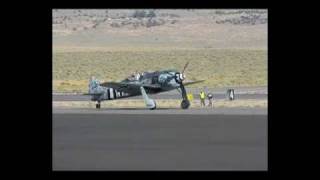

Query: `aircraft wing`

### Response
(100, 82, 129, 89)
(83, 93, 103, 95)
(183, 80, 205, 86)
(100, 82, 161, 93)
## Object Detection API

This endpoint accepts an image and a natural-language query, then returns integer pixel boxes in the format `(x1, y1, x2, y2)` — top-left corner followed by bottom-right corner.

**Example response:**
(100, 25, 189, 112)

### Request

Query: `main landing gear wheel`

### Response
(96, 102, 101, 109)
(149, 103, 157, 110)
(181, 99, 190, 109)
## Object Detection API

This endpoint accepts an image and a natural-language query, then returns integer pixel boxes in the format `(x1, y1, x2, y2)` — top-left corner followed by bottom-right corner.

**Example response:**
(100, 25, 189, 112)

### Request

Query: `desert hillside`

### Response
(52, 9, 267, 93)
(53, 9, 267, 50)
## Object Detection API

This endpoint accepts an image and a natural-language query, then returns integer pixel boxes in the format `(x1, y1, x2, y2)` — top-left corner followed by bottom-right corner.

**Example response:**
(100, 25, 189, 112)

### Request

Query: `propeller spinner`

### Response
(175, 72, 186, 83)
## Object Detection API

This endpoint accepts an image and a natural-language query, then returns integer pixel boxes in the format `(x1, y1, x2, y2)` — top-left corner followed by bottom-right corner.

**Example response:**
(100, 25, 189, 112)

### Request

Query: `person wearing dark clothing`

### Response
(207, 93, 213, 108)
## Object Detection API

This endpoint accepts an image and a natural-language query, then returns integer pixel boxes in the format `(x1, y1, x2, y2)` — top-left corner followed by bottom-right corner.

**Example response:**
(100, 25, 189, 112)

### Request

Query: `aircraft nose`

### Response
(179, 73, 185, 81)
(175, 72, 185, 83)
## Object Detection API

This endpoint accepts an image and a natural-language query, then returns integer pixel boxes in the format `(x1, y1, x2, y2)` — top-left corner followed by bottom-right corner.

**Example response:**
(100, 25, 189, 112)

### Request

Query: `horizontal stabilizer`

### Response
(183, 80, 205, 86)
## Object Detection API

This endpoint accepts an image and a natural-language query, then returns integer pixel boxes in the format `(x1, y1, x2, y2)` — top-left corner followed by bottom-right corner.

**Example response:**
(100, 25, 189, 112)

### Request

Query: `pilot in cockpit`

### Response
(135, 71, 141, 80)
(127, 71, 142, 81)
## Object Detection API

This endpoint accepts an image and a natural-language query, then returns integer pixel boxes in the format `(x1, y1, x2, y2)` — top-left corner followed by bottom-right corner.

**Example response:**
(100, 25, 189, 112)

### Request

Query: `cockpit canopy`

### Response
(122, 69, 180, 84)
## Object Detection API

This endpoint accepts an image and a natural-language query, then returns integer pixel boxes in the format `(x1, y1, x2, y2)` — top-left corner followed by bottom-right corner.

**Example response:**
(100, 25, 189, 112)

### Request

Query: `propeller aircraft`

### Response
(85, 62, 205, 110)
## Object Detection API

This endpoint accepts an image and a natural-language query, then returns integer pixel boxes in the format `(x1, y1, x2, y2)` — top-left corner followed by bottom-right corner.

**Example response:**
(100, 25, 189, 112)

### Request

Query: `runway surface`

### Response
(53, 108, 267, 170)
(53, 107, 267, 115)
(53, 86, 268, 101)
(53, 93, 267, 101)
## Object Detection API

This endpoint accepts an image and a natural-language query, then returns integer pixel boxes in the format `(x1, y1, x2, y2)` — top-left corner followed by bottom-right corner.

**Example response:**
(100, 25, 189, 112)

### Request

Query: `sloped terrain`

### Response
(52, 9, 268, 92)
(53, 9, 267, 49)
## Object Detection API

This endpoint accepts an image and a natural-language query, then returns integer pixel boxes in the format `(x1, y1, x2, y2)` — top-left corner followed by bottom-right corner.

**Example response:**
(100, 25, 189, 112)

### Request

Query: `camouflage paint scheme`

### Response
(87, 67, 204, 109)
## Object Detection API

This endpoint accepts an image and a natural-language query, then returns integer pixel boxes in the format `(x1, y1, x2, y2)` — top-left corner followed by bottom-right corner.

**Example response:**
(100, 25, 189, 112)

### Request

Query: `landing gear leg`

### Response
(180, 85, 190, 109)
(140, 86, 157, 110)
(96, 101, 101, 109)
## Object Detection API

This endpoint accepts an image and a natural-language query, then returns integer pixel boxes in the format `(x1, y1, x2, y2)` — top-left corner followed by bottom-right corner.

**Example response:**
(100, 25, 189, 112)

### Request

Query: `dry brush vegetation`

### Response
(53, 48, 267, 92)
(52, 9, 267, 93)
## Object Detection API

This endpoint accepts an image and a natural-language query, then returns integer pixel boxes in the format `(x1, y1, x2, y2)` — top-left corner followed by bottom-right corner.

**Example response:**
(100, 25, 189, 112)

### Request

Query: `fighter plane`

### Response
(85, 62, 205, 110)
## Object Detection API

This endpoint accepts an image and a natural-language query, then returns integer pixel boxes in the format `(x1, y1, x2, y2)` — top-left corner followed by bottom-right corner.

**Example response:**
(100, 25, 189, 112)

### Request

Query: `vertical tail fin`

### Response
(89, 76, 100, 94)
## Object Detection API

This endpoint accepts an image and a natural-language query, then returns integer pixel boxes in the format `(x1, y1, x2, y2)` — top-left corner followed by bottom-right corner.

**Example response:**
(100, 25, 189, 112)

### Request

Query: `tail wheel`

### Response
(181, 100, 190, 109)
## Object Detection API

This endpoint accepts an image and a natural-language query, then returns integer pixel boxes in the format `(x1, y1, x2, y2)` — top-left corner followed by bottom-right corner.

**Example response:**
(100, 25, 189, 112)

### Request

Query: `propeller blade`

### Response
(181, 61, 190, 74)
(183, 80, 205, 86)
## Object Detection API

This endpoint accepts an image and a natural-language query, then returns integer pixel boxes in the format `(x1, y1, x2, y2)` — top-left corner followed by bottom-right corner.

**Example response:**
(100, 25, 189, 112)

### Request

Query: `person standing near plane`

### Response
(200, 91, 206, 107)
(207, 92, 213, 108)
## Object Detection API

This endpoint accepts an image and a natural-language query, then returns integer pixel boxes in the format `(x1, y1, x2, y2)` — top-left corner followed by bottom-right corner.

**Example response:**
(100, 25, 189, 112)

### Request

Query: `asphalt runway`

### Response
(53, 107, 267, 115)
(52, 93, 267, 101)
(53, 86, 268, 101)
(53, 108, 267, 170)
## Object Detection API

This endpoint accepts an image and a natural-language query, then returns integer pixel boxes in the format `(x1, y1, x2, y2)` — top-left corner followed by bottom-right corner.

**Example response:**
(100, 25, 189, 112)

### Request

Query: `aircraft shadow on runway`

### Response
(91, 107, 182, 110)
